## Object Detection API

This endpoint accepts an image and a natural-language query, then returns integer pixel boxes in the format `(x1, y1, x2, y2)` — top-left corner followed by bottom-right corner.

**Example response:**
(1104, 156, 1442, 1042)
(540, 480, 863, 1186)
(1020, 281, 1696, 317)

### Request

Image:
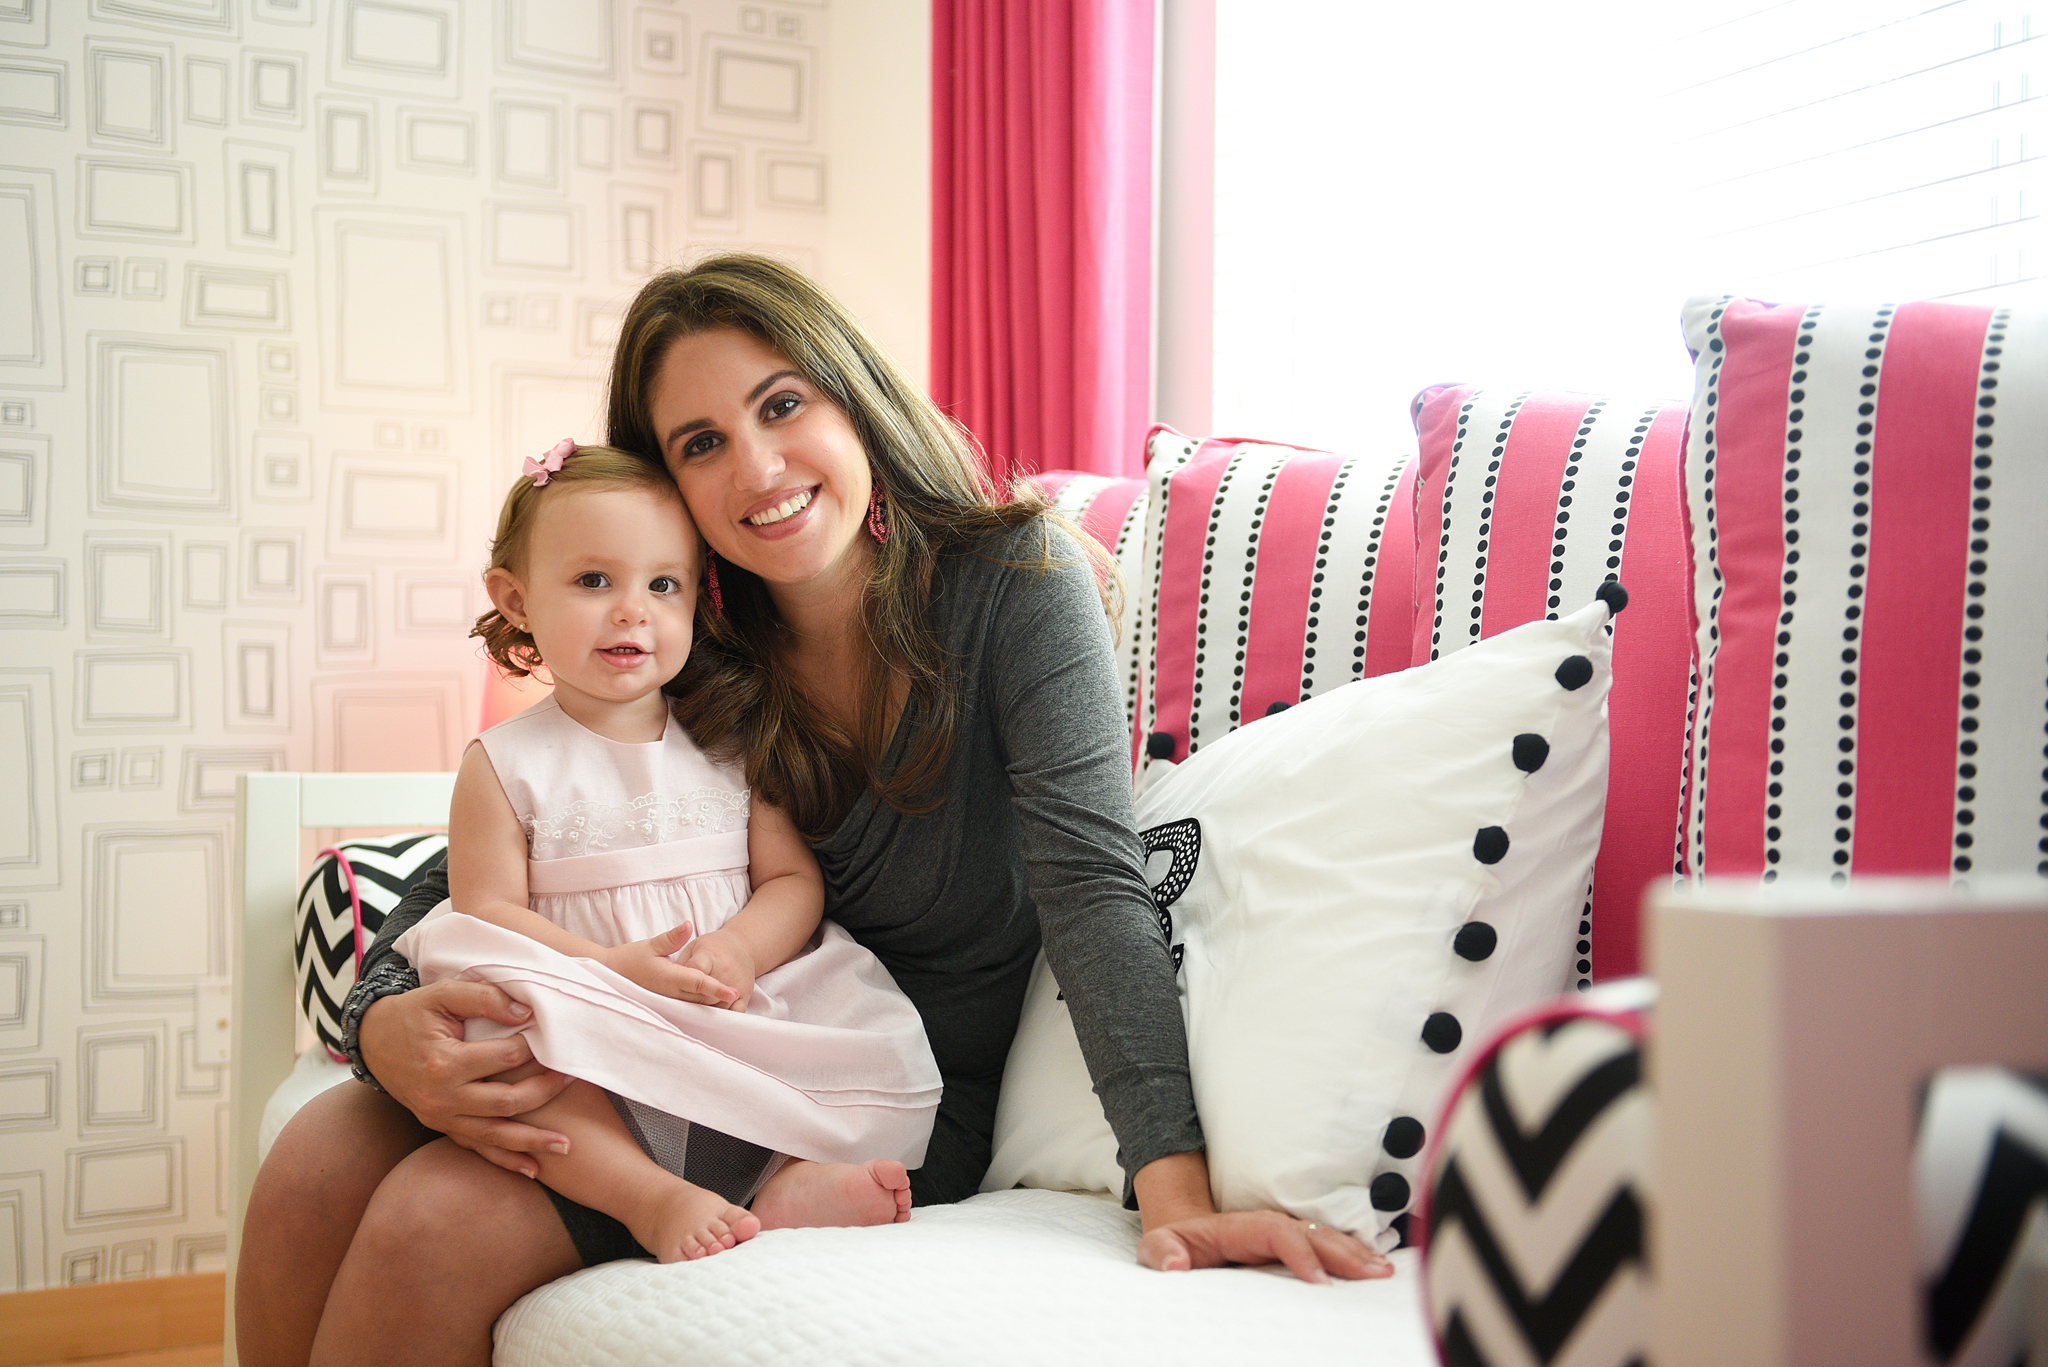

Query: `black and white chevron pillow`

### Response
(1422, 990, 1653, 1367)
(1916, 1066, 2048, 1367)
(296, 832, 448, 1058)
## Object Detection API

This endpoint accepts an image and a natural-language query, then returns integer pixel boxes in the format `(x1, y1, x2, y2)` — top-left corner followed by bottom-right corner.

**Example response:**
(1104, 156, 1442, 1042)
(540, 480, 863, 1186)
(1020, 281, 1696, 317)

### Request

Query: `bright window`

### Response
(1198, 0, 2045, 457)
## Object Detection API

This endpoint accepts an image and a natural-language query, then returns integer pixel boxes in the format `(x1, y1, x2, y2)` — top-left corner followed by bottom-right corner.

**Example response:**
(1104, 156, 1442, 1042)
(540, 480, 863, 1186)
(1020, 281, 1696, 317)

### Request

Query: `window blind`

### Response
(1198, 0, 2044, 456)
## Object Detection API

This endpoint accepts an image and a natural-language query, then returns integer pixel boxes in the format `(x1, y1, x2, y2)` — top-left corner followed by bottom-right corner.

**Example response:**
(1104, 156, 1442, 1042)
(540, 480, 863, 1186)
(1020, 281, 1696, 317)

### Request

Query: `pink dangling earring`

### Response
(867, 486, 890, 545)
(705, 552, 723, 617)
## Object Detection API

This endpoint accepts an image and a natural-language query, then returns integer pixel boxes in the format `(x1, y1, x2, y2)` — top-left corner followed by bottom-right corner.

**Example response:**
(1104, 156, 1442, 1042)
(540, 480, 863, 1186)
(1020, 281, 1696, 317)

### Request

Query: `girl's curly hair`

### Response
(472, 444, 687, 678)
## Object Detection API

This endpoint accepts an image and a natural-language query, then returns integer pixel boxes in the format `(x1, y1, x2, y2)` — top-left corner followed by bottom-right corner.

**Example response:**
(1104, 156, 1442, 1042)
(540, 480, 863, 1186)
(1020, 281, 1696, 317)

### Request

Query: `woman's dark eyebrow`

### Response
(661, 370, 804, 450)
(748, 369, 801, 404)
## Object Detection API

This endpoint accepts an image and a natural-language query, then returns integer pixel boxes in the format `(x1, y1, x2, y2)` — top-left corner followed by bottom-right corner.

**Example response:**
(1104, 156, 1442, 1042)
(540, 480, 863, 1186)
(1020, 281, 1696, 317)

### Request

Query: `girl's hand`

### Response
(598, 923, 739, 1007)
(676, 929, 757, 1011)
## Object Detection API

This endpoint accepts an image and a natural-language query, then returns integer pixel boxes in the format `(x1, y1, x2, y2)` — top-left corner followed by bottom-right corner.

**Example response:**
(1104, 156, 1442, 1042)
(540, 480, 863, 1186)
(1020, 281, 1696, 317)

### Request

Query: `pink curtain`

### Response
(931, 0, 1155, 481)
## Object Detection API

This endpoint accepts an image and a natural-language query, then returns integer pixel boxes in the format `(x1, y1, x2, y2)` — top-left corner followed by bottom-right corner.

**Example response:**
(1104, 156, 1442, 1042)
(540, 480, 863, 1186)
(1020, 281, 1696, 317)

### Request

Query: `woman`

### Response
(239, 255, 1386, 1367)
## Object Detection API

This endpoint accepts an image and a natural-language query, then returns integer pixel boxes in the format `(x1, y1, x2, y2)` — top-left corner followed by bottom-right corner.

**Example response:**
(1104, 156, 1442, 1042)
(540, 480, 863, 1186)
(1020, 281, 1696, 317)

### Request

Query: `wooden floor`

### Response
(0, 1273, 226, 1367)
(16, 1351, 221, 1367)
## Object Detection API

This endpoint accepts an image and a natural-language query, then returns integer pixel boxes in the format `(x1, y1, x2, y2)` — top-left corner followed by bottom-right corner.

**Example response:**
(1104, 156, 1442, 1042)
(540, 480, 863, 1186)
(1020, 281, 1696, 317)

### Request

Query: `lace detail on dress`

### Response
(525, 787, 750, 859)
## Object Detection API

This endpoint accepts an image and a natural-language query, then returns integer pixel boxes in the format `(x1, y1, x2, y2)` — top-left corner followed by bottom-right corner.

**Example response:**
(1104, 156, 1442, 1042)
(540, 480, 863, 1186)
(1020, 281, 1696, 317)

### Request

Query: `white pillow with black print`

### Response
(984, 594, 1618, 1249)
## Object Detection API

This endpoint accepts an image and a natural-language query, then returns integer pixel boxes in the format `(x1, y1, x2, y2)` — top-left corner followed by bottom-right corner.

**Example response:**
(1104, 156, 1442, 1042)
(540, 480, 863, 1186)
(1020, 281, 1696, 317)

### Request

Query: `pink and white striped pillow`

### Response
(1139, 427, 1418, 786)
(1411, 386, 1696, 982)
(1682, 295, 2048, 884)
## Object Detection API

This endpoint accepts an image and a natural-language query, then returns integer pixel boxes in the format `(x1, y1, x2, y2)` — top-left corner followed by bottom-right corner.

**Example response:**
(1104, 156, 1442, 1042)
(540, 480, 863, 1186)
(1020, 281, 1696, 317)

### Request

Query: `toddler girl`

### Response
(395, 442, 941, 1262)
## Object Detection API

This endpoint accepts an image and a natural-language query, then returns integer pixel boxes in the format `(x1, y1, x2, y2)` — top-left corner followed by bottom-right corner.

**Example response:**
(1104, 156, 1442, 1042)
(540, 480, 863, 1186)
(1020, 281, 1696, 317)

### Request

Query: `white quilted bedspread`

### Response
(262, 1057, 1432, 1365)
(495, 1188, 1431, 1367)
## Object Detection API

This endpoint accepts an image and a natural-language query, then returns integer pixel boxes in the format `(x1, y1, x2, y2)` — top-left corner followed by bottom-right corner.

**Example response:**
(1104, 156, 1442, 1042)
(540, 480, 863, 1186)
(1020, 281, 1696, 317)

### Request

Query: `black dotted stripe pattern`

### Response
(1574, 876, 1594, 991)
(1113, 488, 1148, 746)
(1685, 297, 2048, 886)
(1430, 396, 1480, 661)
(1599, 411, 1654, 598)
(1299, 462, 1352, 699)
(1150, 441, 1410, 766)
(1546, 400, 1607, 620)
(1675, 658, 1699, 878)
(1954, 310, 2008, 876)
(1353, 461, 1405, 686)
(1474, 401, 1523, 647)
(1461, 399, 1526, 652)
(1187, 453, 1248, 757)
(1687, 298, 1733, 875)
(1227, 465, 1282, 728)
(1138, 432, 1200, 779)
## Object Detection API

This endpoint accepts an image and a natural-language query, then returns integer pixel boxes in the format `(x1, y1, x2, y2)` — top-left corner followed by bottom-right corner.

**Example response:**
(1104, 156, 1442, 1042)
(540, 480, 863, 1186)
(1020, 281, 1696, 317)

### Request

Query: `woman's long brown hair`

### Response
(607, 253, 1111, 839)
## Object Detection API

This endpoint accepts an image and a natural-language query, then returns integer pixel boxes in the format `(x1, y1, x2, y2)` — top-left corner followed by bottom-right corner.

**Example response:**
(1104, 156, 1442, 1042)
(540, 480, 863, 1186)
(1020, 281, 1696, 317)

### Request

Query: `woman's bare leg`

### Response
(311, 1138, 582, 1367)
(520, 1080, 760, 1262)
(236, 1082, 435, 1367)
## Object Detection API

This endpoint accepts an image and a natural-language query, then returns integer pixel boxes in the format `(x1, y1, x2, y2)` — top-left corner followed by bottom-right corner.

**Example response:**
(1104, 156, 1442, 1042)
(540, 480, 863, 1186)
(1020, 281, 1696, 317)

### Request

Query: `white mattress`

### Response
(264, 1056, 1436, 1367)
(497, 1188, 1431, 1367)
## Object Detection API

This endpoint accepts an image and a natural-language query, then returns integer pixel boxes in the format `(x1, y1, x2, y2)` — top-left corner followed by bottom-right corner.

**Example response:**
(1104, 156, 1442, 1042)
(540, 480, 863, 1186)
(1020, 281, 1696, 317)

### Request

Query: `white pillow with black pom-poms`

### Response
(1160, 590, 1619, 1250)
(984, 593, 1620, 1240)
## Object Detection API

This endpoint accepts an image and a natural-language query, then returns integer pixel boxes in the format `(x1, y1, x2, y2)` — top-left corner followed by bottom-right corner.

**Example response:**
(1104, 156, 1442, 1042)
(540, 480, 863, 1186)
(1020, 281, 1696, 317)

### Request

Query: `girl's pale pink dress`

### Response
(395, 697, 941, 1183)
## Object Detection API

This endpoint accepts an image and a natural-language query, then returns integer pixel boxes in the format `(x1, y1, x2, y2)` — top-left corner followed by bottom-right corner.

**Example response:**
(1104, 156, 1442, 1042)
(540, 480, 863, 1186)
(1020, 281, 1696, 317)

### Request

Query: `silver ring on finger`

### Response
(1306, 1221, 1321, 1231)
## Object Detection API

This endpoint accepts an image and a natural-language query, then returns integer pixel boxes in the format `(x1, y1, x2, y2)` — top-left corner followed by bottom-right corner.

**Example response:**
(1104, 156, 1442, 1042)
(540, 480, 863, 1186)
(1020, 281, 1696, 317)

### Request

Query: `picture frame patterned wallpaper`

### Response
(0, 0, 837, 1293)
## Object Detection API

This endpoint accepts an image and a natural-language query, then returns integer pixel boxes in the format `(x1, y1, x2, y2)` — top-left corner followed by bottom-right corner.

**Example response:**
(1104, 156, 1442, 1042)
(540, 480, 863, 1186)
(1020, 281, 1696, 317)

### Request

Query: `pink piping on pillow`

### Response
(315, 845, 368, 1065)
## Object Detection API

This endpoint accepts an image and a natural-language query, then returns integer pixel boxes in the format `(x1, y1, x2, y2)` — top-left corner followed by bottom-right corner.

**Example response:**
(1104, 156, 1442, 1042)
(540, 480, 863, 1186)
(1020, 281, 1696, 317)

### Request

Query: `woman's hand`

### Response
(598, 923, 740, 1007)
(356, 979, 574, 1178)
(676, 929, 757, 1011)
(1137, 1209, 1393, 1284)
(1130, 1150, 1392, 1283)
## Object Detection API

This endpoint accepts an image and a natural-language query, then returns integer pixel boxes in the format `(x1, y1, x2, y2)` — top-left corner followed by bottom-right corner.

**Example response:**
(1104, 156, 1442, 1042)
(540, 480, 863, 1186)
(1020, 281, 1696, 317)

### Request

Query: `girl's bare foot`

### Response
(630, 1179, 761, 1263)
(751, 1159, 912, 1231)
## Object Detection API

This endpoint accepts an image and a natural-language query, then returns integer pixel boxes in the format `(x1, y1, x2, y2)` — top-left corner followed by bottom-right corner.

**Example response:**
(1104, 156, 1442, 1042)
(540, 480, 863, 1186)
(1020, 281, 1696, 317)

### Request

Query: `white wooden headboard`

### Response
(226, 770, 455, 1353)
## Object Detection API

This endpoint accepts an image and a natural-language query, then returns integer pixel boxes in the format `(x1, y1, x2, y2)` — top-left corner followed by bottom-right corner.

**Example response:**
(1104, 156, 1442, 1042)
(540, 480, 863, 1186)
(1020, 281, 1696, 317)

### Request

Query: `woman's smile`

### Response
(742, 485, 819, 534)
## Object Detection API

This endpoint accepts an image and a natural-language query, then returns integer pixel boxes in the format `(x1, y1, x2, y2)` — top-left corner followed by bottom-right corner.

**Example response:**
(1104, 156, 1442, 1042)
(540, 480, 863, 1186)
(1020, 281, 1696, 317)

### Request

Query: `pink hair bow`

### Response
(524, 438, 576, 486)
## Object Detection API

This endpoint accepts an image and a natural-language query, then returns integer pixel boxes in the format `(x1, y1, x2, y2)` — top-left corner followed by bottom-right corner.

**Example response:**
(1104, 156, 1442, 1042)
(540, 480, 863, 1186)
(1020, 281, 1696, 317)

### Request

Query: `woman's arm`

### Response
(987, 526, 1387, 1281)
(982, 530, 1204, 1184)
(341, 856, 573, 1177)
(447, 742, 736, 1005)
(677, 797, 824, 1011)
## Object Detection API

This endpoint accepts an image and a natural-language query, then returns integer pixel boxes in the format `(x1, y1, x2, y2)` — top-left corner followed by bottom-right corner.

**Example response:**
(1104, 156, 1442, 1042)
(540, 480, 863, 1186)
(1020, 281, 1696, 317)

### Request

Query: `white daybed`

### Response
(226, 771, 1435, 1366)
